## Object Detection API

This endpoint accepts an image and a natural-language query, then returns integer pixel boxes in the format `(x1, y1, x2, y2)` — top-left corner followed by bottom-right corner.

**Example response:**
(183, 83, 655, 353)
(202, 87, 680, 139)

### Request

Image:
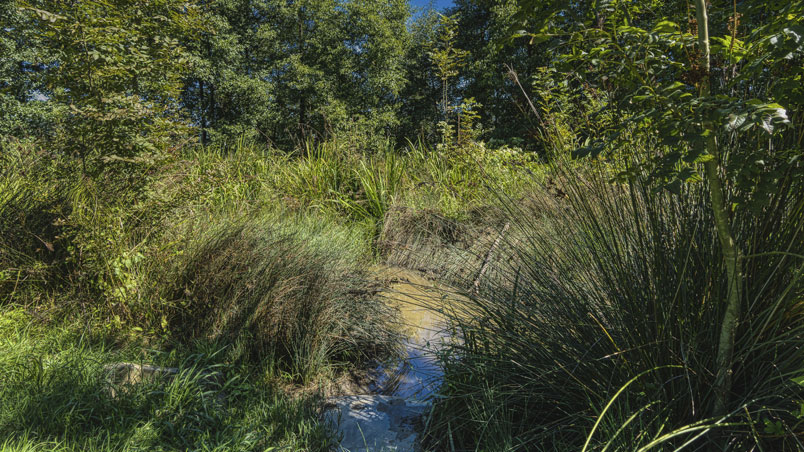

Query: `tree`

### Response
(18, 0, 202, 168)
(396, 8, 442, 144)
(429, 13, 468, 125)
(182, 0, 411, 150)
(181, 0, 275, 146)
(0, 0, 58, 139)
(448, 0, 540, 146)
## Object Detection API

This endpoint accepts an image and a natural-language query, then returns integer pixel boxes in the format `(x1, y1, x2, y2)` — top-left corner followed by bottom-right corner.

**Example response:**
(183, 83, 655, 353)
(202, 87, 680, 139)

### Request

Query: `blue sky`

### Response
(410, 0, 454, 12)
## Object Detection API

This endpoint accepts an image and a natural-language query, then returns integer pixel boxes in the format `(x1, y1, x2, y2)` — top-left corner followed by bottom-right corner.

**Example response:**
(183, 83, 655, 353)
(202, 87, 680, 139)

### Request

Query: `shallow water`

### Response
(370, 269, 459, 399)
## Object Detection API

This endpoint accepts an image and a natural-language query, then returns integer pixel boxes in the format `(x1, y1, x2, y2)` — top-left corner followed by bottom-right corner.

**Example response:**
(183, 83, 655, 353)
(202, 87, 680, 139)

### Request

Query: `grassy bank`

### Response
(0, 136, 543, 450)
(0, 308, 336, 451)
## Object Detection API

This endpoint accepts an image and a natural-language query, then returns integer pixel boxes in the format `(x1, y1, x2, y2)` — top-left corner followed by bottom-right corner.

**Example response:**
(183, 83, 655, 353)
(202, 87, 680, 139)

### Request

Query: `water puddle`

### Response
(370, 268, 461, 400)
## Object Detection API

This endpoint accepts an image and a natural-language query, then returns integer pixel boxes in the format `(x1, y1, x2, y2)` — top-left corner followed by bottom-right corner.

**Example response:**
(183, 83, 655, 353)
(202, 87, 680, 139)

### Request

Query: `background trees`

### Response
(180, 0, 411, 149)
(3, 0, 611, 154)
(16, 0, 201, 169)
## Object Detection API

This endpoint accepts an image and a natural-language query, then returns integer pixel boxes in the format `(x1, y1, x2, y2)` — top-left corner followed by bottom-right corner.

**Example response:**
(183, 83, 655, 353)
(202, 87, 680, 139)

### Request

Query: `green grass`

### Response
(0, 308, 337, 451)
(423, 165, 804, 451)
(0, 134, 548, 451)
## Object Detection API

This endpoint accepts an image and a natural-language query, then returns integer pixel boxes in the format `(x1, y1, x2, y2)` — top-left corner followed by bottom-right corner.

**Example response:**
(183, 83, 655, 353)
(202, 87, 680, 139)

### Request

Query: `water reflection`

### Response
(370, 269, 458, 400)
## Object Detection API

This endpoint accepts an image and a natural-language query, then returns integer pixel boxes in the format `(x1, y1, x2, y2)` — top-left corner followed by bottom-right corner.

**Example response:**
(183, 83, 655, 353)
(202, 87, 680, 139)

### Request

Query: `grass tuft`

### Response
(424, 166, 804, 451)
(162, 210, 399, 383)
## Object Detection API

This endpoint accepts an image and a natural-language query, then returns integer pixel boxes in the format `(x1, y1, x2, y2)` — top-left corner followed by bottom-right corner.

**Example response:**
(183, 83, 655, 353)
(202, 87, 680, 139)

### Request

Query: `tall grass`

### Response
(0, 140, 72, 304)
(334, 150, 407, 230)
(424, 166, 804, 451)
(160, 210, 399, 383)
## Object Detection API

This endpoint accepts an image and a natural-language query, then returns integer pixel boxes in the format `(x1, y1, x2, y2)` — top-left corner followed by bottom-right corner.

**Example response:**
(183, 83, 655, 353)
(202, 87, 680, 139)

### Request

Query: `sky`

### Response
(410, 0, 454, 12)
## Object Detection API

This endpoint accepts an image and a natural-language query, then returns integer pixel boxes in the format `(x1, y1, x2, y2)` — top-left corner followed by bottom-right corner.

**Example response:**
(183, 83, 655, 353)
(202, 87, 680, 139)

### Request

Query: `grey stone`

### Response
(104, 363, 224, 400)
(105, 362, 179, 386)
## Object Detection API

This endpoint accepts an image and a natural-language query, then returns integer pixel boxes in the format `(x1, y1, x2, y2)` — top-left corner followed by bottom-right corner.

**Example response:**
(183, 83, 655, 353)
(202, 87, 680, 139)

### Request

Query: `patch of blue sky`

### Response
(410, 0, 454, 13)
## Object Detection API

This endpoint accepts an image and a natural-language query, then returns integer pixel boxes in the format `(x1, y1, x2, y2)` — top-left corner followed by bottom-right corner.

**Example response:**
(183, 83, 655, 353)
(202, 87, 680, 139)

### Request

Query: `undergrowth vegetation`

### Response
(0, 309, 335, 451)
(163, 211, 397, 383)
(0, 134, 542, 450)
(3, 0, 802, 450)
(423, 166, 804, 451)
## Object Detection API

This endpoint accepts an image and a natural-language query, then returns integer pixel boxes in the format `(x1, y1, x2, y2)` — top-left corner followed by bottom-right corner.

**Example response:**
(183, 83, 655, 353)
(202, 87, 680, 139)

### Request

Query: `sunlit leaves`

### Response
(18, 0, 203, 166)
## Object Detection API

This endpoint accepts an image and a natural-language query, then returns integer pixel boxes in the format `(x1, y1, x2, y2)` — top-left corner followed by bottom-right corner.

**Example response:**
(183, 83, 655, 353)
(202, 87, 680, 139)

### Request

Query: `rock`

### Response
(324, 395, 430, 452)
(105, 362, 179, 386)
(104, 363, 224, 400)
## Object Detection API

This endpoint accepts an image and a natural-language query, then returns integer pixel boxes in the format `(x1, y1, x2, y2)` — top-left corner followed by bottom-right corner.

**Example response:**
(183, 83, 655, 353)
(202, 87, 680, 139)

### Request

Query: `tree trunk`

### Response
(694, 0, 744, 417)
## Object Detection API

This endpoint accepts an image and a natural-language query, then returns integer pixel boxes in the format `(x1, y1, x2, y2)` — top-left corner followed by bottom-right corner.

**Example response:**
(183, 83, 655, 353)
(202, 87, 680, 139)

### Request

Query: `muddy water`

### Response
(371, 268, 462, 399)
(322, 269, 463, 451)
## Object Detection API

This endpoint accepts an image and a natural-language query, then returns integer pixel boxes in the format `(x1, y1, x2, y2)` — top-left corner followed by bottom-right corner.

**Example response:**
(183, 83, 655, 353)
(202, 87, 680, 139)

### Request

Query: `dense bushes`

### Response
(424, 168, 804, 450)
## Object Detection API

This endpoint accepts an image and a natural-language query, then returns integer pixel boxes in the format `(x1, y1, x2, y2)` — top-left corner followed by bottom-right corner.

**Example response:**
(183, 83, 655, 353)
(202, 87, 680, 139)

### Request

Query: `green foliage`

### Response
(445, 0, 546, 146)
(0, 309, 337, 451)
(18, 0, 201, 167)
(0, 2, 59, 138)
(396, 9, 443, 143)
(516, 0, 803, 200)
(529, 67, 611, 154)
(183, 0, 411, 148)
(425, 168, 804, 450)
(512, 0, 804, 420)
(429, 13, 470, 146)
(429, 13, 469, 114)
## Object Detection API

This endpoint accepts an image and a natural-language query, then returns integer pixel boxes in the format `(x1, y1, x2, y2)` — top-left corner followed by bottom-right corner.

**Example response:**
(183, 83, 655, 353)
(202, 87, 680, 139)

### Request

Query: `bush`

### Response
(424, 168, 804, 451)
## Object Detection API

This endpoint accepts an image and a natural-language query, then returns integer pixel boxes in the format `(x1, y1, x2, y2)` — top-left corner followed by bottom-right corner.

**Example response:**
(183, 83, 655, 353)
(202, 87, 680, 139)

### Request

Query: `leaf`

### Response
(664, 179, 682, 195)
(761, 116, 774, 134)
(24, 7, 65, 23)
(652, 20, 679, 34)
(727, 114, 747, 131)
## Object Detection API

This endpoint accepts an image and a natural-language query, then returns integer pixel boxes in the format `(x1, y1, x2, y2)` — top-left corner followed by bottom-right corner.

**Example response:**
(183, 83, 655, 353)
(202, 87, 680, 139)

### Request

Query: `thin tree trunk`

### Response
(704, 158, 743, 417)
(694, 0, 744, 417)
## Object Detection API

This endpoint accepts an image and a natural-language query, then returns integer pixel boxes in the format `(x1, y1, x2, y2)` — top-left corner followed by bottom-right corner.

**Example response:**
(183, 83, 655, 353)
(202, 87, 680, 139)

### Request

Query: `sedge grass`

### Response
(423, 164, 804, 451)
